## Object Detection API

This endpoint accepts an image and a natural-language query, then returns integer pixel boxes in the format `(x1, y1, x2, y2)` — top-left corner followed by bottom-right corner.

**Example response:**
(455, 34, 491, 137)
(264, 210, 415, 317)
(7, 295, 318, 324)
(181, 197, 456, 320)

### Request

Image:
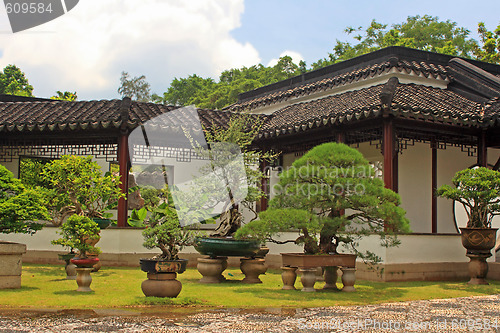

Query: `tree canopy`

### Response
(153, 56, 305, 110)
(0, 65, 33, 97)
(117, 71, 151, 102)
(152, 16, 499, 110)
(50, 91, 77, 101)
(311, 15, 480, 69)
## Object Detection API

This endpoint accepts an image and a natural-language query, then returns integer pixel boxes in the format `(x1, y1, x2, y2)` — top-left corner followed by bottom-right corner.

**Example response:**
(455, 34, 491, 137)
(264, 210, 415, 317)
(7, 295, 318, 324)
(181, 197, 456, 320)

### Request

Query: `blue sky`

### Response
(0, 0, 498, 100)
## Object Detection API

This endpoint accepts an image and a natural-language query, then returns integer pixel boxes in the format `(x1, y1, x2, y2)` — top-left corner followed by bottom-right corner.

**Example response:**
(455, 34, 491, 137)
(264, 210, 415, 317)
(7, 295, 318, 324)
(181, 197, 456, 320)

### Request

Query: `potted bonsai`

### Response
(236, 142, 410, 292)
(175, 114, 275, 282)
(51, 214, 101, 292)
(139, 190, 194, 298)
(0, 165, 49, 289)
(437, 167, 500, 284)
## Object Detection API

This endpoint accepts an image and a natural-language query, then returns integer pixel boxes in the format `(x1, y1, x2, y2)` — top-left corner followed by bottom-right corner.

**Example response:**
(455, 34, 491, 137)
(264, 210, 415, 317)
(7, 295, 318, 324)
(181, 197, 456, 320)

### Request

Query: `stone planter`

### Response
(140, 258, 187, 298)
(460, 228, 498, 285)
(0, 242, 26, 289)
(281, 266, 297, 290)
(460, 227, 498, 254)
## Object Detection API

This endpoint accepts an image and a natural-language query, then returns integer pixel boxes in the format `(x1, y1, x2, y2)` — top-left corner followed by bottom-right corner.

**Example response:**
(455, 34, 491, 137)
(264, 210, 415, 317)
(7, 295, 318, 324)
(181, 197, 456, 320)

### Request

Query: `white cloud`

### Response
(267, 50, 304, 67)
(0, 0, 260, 100)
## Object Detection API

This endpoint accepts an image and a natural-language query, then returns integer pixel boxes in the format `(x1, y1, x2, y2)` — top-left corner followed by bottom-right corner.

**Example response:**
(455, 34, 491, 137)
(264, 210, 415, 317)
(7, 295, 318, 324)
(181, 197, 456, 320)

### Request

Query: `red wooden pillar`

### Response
(259, 157, 269, 212)
(431, 142, 437, 234)
(336, 131, 345, 144)
(477, 130, 487, 167)
(117, 130, 130, 227)
(383, 118, 397, 191)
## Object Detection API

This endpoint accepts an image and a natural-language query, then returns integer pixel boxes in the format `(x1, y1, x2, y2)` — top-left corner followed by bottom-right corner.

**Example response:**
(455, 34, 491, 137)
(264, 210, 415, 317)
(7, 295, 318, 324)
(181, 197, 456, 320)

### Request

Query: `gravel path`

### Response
(0, 294, 498, 332)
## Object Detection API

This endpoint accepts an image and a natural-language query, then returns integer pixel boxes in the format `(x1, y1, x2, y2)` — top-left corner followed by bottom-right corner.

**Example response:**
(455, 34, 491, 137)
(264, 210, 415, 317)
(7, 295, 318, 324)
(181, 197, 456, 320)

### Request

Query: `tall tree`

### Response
(157, 56, 302, 110)
(51, 91, 77, 101)
(474, 22, 500, 64)
(117, 71, 151, 102)
(311, 16, 479, 69)
(0, 65, 34, 97)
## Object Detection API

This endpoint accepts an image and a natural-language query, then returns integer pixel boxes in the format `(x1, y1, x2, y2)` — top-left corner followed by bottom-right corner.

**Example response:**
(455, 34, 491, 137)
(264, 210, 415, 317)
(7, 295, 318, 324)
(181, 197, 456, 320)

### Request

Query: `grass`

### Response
(0, 264, 498, 310)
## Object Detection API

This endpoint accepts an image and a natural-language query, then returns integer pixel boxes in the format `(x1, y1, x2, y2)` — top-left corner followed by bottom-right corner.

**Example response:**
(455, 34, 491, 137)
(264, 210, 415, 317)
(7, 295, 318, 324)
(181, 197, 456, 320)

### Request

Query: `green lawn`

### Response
(0, 264, 498, 310)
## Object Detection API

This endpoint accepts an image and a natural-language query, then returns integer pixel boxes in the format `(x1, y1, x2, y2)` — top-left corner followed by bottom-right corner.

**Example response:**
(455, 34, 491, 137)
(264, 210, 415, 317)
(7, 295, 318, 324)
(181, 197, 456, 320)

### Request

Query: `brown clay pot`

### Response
(240, 258, 267, 283)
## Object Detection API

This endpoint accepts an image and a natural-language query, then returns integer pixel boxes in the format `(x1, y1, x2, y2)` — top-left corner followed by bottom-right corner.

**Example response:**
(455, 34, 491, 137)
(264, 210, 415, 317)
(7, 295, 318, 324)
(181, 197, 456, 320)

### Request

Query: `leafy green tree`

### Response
(311, 16, 478, 69)
(0, 164, 49, 234)
(236, 143, 410, 264)
(42, 155, 123, 222)
(0, 65, 33, 97)
(51, 91, 77, 101)
(158, 56, 302, 109)
(473, 22, 500, 64)
(118, 71, 151, 102)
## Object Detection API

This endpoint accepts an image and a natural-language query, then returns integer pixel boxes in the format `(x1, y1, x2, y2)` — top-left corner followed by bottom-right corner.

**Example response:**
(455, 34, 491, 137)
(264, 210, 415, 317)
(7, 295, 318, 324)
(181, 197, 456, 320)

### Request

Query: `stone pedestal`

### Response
(75, 268, 93, 292)
(141, 272, 182, 298)
(240, 258, 267, 283)
(0, 242, 26, 289)
(341, 267, 356, 292)
(197, 257, 227, 283)
(299, 268, 317, 292)
(323, 266, 339, 290)
(466, 253, 491, 285)
(281, 266, 297, 290)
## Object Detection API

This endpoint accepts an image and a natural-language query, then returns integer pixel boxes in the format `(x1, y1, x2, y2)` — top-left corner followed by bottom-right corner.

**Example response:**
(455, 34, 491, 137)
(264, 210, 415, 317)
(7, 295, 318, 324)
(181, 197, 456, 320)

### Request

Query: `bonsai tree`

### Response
(142, 189, 194, 260)
(0, 164, 49, 235)
(437, 167, 500, 228)
(42, 155, 124, 222)
(236, 142, 411, 264)
(51, 214, 101, 258)
(183, 113, 276, 237)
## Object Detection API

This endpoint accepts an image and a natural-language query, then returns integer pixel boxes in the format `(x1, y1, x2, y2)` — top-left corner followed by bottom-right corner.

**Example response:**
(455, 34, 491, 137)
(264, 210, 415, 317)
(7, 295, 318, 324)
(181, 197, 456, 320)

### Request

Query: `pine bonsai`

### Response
(236, 142, 411, 264)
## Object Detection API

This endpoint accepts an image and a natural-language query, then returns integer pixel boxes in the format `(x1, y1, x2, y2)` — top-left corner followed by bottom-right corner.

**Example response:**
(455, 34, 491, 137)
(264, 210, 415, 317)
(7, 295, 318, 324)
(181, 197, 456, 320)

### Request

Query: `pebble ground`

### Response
(0, 294, 498, 332)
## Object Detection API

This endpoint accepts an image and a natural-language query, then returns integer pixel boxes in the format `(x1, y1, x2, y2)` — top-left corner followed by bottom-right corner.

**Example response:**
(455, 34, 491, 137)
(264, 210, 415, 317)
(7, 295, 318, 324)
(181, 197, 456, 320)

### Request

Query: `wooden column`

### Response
(383, 118, 396, 191)
(431, 142, 437, 234)
(117, 131, 130, 227)
(477, 130, 487, 167)
(336, 131, 345, 144)
(259, 157, 269, 212)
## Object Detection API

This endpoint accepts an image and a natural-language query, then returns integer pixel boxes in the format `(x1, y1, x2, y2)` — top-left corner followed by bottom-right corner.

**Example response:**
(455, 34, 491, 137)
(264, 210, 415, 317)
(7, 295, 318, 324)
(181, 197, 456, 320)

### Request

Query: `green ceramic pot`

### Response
(92, 218, 112, 229)
(194, 237, 260, 258)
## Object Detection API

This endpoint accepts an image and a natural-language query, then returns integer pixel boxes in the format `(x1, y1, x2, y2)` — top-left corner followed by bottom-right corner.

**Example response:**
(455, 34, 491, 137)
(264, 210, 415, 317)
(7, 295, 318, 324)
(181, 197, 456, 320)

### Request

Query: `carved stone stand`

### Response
(280, 253, 356, 292)
(340, 267, 356, 292)
(240, 258, 268, 283)
(141, 273, 182, 298)
(466, 253, 491, 285)
(281, 266, 297, 290)
(75, 268, 93, 292)
(299, 268, 317, 292)
(197, 257, 227, 283)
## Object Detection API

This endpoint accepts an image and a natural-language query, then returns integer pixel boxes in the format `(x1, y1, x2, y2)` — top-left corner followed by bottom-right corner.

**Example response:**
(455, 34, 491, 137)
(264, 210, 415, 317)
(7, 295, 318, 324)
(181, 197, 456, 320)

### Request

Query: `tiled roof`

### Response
(0, 98, 237, 133)
(226, 59, 448, 113)
(258, 82, 489, 139)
